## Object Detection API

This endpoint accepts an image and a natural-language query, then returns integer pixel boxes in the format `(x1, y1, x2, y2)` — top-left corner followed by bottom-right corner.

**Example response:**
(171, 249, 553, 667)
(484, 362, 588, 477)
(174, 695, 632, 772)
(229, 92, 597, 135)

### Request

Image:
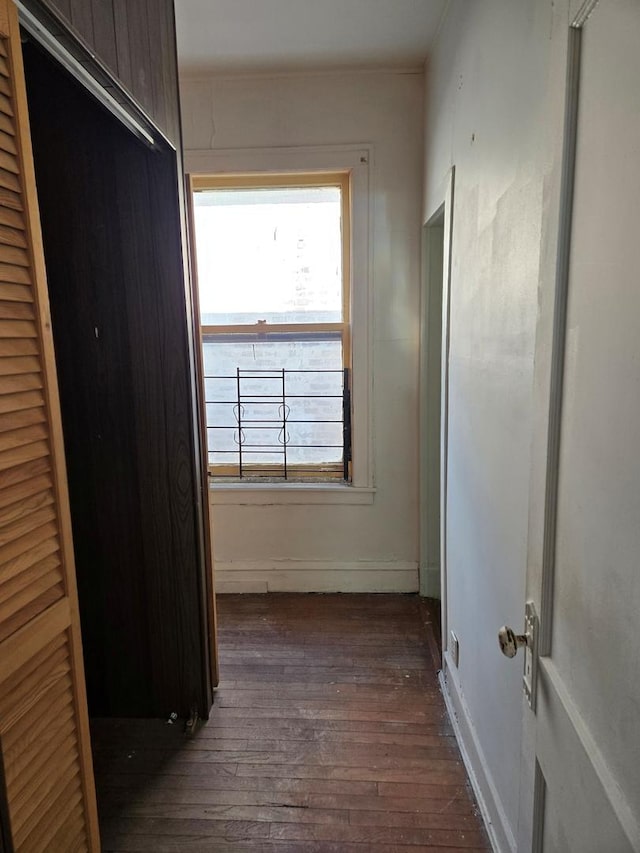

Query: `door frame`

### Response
(185, 174, 219, 694)
(421, 167, 454, 652)
(419, 206, 443, 599)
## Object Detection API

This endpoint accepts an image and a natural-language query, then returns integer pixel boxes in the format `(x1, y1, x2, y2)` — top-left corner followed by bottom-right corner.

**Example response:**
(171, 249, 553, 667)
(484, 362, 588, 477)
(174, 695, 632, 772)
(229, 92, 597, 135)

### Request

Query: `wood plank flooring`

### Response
(92, 593, 490, 852)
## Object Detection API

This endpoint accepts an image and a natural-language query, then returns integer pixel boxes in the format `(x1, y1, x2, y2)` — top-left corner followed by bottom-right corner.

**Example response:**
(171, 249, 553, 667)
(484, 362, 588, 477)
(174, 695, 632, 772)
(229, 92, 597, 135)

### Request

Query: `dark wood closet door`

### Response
(24, 37, 213, 721)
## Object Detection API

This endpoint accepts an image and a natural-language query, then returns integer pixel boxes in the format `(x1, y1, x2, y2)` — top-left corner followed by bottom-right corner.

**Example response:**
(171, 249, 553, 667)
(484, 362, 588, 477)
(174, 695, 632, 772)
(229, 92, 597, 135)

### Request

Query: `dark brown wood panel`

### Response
(110, 0, 132, 91)
(156, 0, 180, 147)
(116, 121, 207, 717)
(89, 0, 117, 72)
(46, 0, 71, 18)
(23, 40, 208, 719)
(24, 40, 151, 716)
(117, 0, 152, 113)
(143, 0, 167, 134)
(93, 594, 490, 852)
(40, 0, 180, 145)
(69, 0, 94, 44)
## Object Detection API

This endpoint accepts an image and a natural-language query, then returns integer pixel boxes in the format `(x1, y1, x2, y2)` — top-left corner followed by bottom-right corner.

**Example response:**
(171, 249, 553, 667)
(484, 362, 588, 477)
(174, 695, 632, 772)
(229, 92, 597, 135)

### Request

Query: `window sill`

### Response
(209, 482, 375, 506)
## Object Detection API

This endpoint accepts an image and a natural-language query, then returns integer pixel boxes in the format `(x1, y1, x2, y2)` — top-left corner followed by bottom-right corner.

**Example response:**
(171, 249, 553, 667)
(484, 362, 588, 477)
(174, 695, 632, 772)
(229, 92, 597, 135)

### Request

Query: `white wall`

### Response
(423, 1, 555, 849)
(180, 70, 425, 592)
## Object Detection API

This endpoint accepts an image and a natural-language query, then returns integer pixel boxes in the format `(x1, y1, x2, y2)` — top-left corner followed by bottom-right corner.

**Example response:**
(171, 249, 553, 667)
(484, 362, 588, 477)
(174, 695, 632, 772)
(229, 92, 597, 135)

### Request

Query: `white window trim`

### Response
(209, 483, 375, 506)
(185, 144, 374, 506)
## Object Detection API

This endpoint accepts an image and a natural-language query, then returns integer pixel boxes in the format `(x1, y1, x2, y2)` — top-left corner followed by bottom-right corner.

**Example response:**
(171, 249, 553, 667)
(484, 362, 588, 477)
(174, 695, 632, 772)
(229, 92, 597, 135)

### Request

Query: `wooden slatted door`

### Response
(0, 1, 99, 850)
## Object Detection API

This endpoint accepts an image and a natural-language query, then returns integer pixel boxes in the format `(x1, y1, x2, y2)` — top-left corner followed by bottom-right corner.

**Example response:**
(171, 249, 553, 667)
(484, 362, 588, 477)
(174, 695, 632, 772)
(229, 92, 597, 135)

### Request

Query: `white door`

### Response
(505, 1, 640, 850)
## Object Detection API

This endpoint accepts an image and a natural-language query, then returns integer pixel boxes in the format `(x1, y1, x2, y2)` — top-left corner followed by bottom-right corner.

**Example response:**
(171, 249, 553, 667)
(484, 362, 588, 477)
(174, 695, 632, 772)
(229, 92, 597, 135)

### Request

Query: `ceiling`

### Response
(174, 0, 448, 75)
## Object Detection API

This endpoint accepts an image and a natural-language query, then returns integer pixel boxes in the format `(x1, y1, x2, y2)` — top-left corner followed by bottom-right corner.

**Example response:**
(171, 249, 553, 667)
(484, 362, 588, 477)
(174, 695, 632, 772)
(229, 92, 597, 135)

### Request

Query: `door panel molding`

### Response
(538, 15, 583, 658)
(537, 659, 637, 852)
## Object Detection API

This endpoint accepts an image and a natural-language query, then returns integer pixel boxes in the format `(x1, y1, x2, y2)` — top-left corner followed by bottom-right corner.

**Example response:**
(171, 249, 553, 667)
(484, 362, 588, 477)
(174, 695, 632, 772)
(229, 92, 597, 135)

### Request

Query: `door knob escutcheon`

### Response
(498, 603, 539, 711)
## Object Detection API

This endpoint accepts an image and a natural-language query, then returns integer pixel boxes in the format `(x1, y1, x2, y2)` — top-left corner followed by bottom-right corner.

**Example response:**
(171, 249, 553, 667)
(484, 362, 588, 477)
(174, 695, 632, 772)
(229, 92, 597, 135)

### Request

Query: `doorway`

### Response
(419, 211, 443, 602)
(420, 168, 454, 659)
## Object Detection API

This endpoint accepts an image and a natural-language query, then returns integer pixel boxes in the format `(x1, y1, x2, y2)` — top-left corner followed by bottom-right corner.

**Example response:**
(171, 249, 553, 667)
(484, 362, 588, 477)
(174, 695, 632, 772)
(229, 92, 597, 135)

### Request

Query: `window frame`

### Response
(186, 145, 373, 505)
(193, 171, 351, 482)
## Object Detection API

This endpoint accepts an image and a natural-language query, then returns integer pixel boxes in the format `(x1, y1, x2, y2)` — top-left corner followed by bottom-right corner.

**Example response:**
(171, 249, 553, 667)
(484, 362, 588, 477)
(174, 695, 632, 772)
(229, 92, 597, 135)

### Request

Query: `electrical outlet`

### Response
(449, 630, 459, 667)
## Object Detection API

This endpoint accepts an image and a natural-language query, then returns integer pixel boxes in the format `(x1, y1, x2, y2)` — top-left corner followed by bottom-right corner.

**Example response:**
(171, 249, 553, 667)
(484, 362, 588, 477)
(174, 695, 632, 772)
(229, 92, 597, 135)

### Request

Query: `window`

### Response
(192, 173, 352, 482)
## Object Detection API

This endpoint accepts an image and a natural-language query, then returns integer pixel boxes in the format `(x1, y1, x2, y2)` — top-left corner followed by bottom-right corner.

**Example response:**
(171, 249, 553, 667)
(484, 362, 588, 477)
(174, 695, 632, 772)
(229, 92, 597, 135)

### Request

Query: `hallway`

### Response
(93, 594, 489, 851)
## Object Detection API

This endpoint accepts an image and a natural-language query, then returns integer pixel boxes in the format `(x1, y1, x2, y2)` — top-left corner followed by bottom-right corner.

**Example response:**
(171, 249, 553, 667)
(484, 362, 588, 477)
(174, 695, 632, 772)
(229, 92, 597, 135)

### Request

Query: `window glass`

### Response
(194, 186, 343, 325)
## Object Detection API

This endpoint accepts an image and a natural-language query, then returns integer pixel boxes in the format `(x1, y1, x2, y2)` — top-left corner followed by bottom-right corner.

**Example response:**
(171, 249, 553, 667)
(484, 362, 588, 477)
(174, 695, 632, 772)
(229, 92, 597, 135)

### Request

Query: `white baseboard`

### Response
(214, 560, 419, 594)
(440, 653, 516, 853)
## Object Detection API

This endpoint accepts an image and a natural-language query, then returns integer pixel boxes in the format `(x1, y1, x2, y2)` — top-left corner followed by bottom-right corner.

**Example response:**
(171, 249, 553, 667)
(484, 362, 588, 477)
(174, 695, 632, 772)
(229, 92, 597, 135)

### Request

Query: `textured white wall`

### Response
(423, 0, 555, 845)
(180, 70, 425, 592)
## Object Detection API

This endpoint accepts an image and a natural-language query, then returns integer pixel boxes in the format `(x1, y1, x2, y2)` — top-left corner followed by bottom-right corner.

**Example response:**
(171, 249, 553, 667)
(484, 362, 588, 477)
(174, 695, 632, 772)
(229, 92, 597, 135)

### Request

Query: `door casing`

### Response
(422, 168, 454, 654)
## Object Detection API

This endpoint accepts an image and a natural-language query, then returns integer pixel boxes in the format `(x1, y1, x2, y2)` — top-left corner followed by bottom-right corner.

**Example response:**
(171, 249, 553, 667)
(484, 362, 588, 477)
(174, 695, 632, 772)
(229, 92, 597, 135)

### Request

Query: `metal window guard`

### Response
(205, 368, 351, 481)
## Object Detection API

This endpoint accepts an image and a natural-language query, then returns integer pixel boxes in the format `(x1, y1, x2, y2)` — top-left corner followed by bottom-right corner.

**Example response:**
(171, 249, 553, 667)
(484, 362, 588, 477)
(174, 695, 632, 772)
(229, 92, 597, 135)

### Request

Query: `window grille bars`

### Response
(205, 368, 351, 481)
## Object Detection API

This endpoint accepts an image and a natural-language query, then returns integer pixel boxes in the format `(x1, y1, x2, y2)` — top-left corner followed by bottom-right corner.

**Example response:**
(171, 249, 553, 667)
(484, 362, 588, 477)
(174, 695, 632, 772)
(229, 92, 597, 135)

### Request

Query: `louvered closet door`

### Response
(0, 1, 100, 850)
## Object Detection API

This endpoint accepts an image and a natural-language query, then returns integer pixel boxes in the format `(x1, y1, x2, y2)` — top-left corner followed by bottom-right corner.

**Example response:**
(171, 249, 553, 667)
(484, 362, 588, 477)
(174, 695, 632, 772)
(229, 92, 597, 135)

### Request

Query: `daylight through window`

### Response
(192, 173, 352, 482)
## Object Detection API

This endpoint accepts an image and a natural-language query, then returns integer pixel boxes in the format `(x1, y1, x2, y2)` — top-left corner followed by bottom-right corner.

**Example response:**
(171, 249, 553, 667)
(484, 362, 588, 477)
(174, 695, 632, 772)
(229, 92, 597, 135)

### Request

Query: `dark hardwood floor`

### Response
(93, 594, 490, 851)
